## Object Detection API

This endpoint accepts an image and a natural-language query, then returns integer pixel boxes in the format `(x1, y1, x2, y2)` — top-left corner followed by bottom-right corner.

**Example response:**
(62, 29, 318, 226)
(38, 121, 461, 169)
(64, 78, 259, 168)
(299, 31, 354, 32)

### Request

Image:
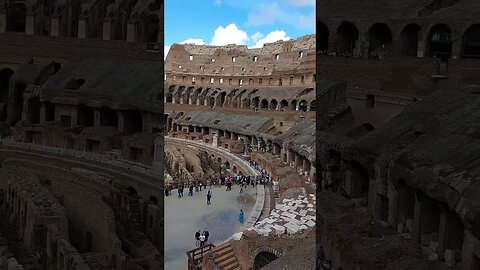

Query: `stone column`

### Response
(451, 34, 462, 59)
(71, 106, 78, 128)
(25, 14, 35, 35)
(102, 20, 111, 41)
(93, 109, 100, 127)
(50, 17, 60, 37)
(0, 13, 6, 33)
(40, 103, 46, 123)
(117, 111, 124, 132)
(212, 133, 218, 147)
(126, 22, 136, 42)
(78, 18, 86, 39)
(417, 40, 426, 58)
(437, 209, 449, 260)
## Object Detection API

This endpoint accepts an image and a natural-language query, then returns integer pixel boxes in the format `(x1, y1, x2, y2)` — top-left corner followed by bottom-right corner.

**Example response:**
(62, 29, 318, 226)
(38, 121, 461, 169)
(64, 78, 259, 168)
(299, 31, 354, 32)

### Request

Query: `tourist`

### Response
(189, 185, 194, 196)
(199, 232, 206, 247)
(195, 230, 200, 246)
(204, 230, 209, 243)
(239, 185, 243, 194)
(239, 210, 244, 224)
(207, 189, 212, 205)
(178, 187, 181, 198)
(165, 187, 169, 197)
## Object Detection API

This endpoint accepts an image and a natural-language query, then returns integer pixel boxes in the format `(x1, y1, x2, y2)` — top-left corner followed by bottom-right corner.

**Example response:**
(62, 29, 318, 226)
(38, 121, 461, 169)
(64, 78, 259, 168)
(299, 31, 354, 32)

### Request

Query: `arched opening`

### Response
(428, 24, 453, 59)
(298, 100, 308, 112)
(11, 82, 26, 124)
(463, 24, 480, 58)
(44, 102, 55, 122)
(252, 97, 260, 108)
(27, 97, 40, 124)
(220, 91, 227, 106)
(400, 24, 421, 56)
(7, 3, 26, 32)
(122, 110, 143, 134)
(166, 92, 173, 102)
(309, 100, 316, 111)
(149, 196, 158, 205)
(127, 186, 138, 196)
(347, 161, 369, 198)
(99, 107, 118, 128)
(144, 14, 159, 43)
(269, 99, 277, 110)
(77, 104, 94, 127)
(289, 100, 297, 111)
(279, 99, 288, 110)
(317, 21, 329, 50)
(224, 161, 230, 169)
(253, 251, 279, 270)
(260, 99, 268, 109)
(368, 23, 392, 54)
(336, 21, 359, 54)
(0, 69, 14, 103)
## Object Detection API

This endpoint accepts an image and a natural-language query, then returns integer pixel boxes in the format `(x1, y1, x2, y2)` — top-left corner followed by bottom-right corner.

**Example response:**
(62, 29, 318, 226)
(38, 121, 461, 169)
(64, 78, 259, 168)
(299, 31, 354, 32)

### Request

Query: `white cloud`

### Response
(282, 0, 314, 6)
(252, 30, 291, 48)
(214, 0, 221, 6)
(251, 32, 264, 43)
(180, 38, 205, 45)
(210, 23, 250, 45)
(164, 45, 170, 60)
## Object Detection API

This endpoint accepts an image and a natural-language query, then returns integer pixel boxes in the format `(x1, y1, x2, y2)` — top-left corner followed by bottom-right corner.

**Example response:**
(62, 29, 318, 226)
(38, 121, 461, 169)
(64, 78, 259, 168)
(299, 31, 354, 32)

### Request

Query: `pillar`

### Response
(25, 14, 35, 35)
(412, 192, 425, 243)
(40, 103, 46, 123)
(71, 107, 78, 128)
(212, 133, 218, 147)
(50, 17, 59, 37)
(117, 111, 124, 132)
(417, 40, 426, 58)
(451, 34, 462, 59)
(102, 20, 111, 41)
(78, 19, 86, 39)
(93, 109, 100, 127)
(126, 22, 136, 42)
(437, 209, 449, 260)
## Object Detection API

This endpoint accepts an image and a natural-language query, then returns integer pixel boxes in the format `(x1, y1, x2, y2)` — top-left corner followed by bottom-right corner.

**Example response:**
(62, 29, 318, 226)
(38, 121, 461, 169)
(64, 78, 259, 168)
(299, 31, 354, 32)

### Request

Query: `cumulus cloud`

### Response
(251, 32, 264, 43)
(282, 0, 314, 6)
(210, 23, 250, 45)
(252, 30, 291, 48)
(180, 38, 205, 45)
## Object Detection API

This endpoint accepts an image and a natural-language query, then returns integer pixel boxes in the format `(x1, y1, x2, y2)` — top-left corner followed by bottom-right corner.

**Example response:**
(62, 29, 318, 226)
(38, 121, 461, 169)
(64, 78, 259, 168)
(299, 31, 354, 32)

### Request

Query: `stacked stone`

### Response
(246, 194, 316, 236)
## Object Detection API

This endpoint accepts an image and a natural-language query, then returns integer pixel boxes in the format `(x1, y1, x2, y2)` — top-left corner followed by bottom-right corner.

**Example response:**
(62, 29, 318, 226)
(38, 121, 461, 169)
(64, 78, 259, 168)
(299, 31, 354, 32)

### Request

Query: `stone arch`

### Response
(252, 97, 260, 108)
(368, 23, 392, 53)
(269, 99, 278, 110)
(99, 107, 118, 127)
(289, 100, 297, 110)
(462, 24, 480, 58)
(347, 161, 370, 198)
(298, 100, 308, 112)
(219, 91, 227, 106)
(251, 246, 283, 269)
(317, 21, 329, 50)
(309, 100, 316, 111)
(0, 68, 14, 104)
(149, 196, 158, 205)
(224, 161, 230, 169)
(336, 21, 359, 53)
(232, 166, 237, 174)
(400, 24, 421, 56)
(144, 14, 160, 43)
(7, 3, 26, 32)
(127, 186, 138, 196)
(242, 98, 250, 108)
(260, 99, 268, 109)
(427, 24, 453, 59)
(279, 99, 288, 110)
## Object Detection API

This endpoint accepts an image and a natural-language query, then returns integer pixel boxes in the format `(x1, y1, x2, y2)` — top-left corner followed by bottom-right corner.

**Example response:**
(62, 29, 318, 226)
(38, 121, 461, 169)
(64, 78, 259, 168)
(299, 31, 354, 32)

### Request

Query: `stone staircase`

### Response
(211, 242, 242, 270)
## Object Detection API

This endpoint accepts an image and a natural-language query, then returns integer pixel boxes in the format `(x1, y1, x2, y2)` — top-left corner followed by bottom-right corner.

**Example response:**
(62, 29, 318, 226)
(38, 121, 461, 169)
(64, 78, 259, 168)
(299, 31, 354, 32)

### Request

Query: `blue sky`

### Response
(165, 0, 315, 57)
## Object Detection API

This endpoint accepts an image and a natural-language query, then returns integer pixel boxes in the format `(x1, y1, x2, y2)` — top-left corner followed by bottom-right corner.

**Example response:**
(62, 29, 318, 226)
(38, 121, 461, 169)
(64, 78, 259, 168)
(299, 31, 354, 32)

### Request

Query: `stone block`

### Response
(428, 241, 438, 252)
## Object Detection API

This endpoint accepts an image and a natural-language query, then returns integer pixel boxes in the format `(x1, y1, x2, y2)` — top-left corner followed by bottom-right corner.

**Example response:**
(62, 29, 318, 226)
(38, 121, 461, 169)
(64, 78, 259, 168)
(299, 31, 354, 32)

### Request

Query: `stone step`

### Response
(223, 262, 241, 270)
(216, 255, 238, 269)
(214, 249, 235, 265)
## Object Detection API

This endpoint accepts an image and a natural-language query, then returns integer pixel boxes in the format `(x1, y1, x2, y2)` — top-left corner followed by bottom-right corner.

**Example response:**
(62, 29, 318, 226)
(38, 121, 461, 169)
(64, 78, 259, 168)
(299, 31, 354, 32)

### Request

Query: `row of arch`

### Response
(165, 85, 316, 112)
(2, 3, 161, 43)
(318, 20, 480, 58)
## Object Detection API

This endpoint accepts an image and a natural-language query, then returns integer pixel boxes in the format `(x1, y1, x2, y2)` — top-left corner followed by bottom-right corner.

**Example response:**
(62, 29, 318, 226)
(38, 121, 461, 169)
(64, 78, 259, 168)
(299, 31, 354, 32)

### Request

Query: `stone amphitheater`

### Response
(0, 1, 163, 270)
(315, 1, 480, 270)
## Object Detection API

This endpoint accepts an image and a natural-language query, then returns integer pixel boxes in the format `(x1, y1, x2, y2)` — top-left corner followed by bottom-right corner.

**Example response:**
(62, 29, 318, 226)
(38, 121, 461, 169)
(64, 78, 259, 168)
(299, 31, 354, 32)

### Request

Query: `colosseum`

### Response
(0, 1, 163, 270)
(316, 1, 480, 270)
(163, 34, 320, 269)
